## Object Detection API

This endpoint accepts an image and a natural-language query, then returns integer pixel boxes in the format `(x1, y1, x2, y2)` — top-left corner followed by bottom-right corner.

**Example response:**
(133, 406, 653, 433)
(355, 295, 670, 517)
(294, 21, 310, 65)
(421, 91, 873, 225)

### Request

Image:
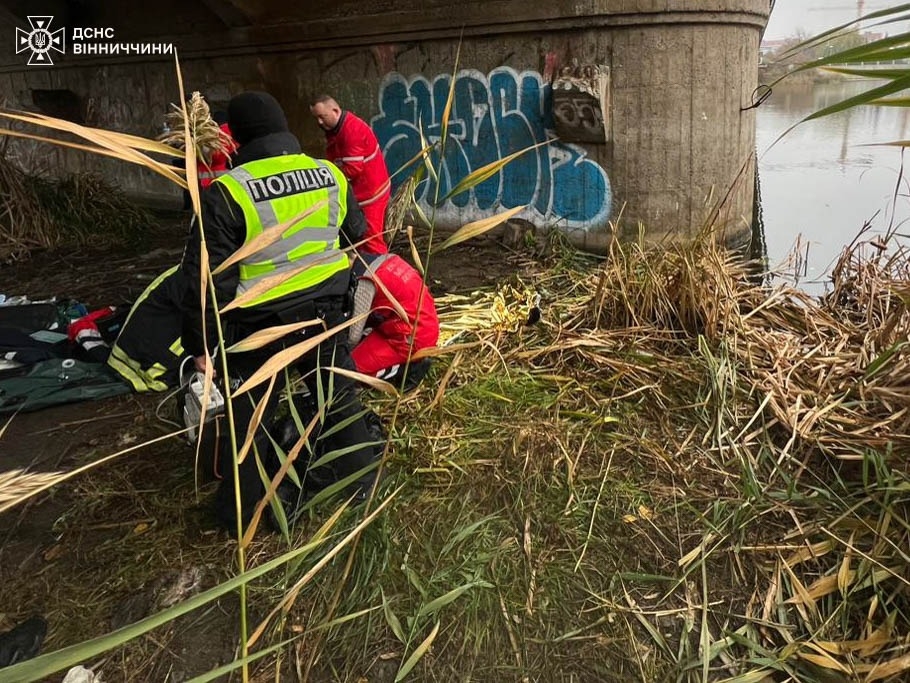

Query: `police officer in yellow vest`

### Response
(181, 91, 377, 531)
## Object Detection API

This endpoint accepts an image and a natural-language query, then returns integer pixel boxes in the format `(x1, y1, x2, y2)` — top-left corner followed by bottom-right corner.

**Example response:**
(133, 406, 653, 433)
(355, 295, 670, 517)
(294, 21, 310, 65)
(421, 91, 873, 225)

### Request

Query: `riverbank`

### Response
(759, 62, 853, 85)
(1, 226, 908, 681)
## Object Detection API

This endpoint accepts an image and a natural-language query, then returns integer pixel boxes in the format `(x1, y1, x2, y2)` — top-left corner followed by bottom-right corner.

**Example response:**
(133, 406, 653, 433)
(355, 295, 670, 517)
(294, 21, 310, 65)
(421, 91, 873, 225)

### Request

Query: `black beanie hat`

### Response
(227, 91, 289, 145)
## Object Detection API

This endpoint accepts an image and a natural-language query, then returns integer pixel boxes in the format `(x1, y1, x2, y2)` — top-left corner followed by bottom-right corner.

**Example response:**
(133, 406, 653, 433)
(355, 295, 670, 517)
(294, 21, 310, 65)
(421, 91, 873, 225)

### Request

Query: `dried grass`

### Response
(295, 229, 910, 681)
(587, 230, 910, 461)
(157, 91, 232, 165)
(0, 468, 64, 513)
(384, 175, 418, 247)
(0, 155, 151, 261)
(2, 223, 907, 681)
(0, 155, 56, 259)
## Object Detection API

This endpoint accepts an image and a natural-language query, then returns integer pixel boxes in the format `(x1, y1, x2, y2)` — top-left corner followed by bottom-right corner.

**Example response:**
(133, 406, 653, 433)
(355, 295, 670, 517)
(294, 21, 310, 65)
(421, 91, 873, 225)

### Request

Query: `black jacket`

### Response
(181, 131, 366, 357)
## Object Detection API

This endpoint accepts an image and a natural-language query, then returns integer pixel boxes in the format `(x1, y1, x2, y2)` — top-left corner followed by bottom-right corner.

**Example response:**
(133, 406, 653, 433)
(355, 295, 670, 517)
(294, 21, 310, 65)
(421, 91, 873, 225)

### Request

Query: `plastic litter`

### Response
(61, 665, 98, 682)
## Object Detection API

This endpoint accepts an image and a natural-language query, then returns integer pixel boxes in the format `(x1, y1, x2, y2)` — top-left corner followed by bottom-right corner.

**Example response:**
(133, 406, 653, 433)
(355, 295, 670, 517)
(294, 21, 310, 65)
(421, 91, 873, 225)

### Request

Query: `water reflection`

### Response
(755, 79, 910, 291)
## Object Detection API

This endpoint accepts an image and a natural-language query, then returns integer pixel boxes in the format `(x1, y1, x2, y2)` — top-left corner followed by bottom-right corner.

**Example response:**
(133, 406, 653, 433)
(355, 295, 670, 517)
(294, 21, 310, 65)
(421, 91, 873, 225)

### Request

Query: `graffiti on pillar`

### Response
(551, 64, 610, 144)
(371, 67, 611, 230)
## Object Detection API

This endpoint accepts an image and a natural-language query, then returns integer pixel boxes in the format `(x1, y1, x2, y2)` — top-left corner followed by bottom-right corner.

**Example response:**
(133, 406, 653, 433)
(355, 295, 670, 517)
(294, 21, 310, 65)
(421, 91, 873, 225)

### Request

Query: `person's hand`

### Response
(193, 354, 216, 376)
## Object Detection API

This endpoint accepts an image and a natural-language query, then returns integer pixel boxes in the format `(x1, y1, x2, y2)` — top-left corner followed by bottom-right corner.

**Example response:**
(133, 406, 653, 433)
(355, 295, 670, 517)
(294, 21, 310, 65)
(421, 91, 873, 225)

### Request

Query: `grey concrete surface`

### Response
(0, 0, 770, 251)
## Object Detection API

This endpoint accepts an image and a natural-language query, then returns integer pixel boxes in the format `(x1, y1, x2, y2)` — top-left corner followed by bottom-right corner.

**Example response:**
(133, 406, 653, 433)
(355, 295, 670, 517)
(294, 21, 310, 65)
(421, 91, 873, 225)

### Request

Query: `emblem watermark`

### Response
(15, 16, 65, 66)
(14, 17, 173, 66)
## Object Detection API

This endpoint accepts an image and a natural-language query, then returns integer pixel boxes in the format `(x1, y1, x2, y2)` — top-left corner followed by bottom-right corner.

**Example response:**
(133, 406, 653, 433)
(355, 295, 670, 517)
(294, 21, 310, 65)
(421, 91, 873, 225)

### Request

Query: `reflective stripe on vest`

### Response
(215, 157, 350, 308)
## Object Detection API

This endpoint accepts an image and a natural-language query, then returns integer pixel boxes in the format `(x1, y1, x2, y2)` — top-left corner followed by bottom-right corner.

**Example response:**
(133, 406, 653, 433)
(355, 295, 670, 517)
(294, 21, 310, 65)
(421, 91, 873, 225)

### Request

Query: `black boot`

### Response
(264, 479, 310, 532)
(400, 358, 433, 392)
(0, 616, 47, 668)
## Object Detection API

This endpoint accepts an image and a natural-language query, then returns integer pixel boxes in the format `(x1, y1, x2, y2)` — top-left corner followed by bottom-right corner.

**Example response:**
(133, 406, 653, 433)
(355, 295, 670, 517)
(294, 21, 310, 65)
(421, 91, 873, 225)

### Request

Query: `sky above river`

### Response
(764, 0, 907, 41)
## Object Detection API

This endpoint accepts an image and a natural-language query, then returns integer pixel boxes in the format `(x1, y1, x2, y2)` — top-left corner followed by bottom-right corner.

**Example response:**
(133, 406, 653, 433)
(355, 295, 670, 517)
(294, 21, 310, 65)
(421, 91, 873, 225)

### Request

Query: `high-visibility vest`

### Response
(197, 168, 229, 187)
(215, 155, 351, 308)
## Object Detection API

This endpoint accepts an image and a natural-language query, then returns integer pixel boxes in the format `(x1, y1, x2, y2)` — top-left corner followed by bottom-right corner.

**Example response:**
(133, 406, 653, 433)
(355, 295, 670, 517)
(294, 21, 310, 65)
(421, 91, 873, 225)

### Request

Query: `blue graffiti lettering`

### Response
(372, 67, 611, 230)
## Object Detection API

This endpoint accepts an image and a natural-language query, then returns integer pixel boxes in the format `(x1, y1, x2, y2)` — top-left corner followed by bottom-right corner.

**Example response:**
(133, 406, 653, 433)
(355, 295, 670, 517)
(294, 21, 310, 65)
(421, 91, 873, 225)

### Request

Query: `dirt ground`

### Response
(0, 213, 523, 682)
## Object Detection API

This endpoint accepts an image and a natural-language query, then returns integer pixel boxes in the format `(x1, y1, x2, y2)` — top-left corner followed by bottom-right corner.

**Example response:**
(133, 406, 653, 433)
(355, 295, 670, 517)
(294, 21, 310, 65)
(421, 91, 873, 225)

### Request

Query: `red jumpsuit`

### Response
(325, 111, 391, 254)
(351, 254, 439, 376)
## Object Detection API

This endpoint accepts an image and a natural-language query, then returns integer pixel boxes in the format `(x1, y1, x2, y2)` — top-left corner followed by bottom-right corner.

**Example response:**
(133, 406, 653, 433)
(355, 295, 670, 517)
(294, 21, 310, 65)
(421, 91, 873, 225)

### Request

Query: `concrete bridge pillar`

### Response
(0, 0, 771, 251)
(607, 3, 771, 250)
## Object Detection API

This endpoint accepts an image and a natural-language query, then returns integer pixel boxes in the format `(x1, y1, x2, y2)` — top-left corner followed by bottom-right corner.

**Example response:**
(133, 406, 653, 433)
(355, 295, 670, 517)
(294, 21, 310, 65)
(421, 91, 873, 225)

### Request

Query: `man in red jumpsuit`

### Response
(310, 95, 390, 254)
(349, 253, 439, 390)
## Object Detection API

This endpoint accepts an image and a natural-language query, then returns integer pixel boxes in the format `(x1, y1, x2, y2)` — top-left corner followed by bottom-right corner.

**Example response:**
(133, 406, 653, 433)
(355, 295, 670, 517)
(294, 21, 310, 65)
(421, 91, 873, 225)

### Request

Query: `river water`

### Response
(754, 79, 910, 290)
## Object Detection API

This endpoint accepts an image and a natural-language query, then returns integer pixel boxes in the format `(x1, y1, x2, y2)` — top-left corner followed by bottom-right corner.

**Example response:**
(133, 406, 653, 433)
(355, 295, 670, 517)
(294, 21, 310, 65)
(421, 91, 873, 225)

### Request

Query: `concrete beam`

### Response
(198, 0, 252, 28)
(0, 0, 770, 70)
(166, 6, 771, 64)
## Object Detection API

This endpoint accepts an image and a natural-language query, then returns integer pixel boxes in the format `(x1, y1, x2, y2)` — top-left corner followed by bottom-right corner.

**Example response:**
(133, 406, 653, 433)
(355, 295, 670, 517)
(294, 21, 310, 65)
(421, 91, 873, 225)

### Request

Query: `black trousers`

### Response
(213, 303, 376, 530)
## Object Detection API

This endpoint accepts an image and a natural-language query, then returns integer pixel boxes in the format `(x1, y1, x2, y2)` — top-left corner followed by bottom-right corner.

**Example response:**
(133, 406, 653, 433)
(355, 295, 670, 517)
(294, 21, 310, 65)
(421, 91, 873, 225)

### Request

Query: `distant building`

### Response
(760, 38, 789, 63)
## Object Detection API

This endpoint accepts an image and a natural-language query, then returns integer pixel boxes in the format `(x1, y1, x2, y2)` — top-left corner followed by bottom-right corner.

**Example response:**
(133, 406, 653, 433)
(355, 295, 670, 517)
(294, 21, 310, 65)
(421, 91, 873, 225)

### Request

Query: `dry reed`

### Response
(372, 228, 910, 680)
(0, 468, 65, 513)
(0, 155, 151, 260)
(2, 221, 907, 680)
(158, 91, 232, 165)
(0, 155, 56, 259)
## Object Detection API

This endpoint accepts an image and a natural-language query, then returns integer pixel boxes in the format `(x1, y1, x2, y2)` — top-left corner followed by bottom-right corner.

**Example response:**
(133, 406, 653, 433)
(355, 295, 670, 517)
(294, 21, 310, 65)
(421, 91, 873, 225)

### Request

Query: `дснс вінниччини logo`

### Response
(15, 16, 65, 66)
